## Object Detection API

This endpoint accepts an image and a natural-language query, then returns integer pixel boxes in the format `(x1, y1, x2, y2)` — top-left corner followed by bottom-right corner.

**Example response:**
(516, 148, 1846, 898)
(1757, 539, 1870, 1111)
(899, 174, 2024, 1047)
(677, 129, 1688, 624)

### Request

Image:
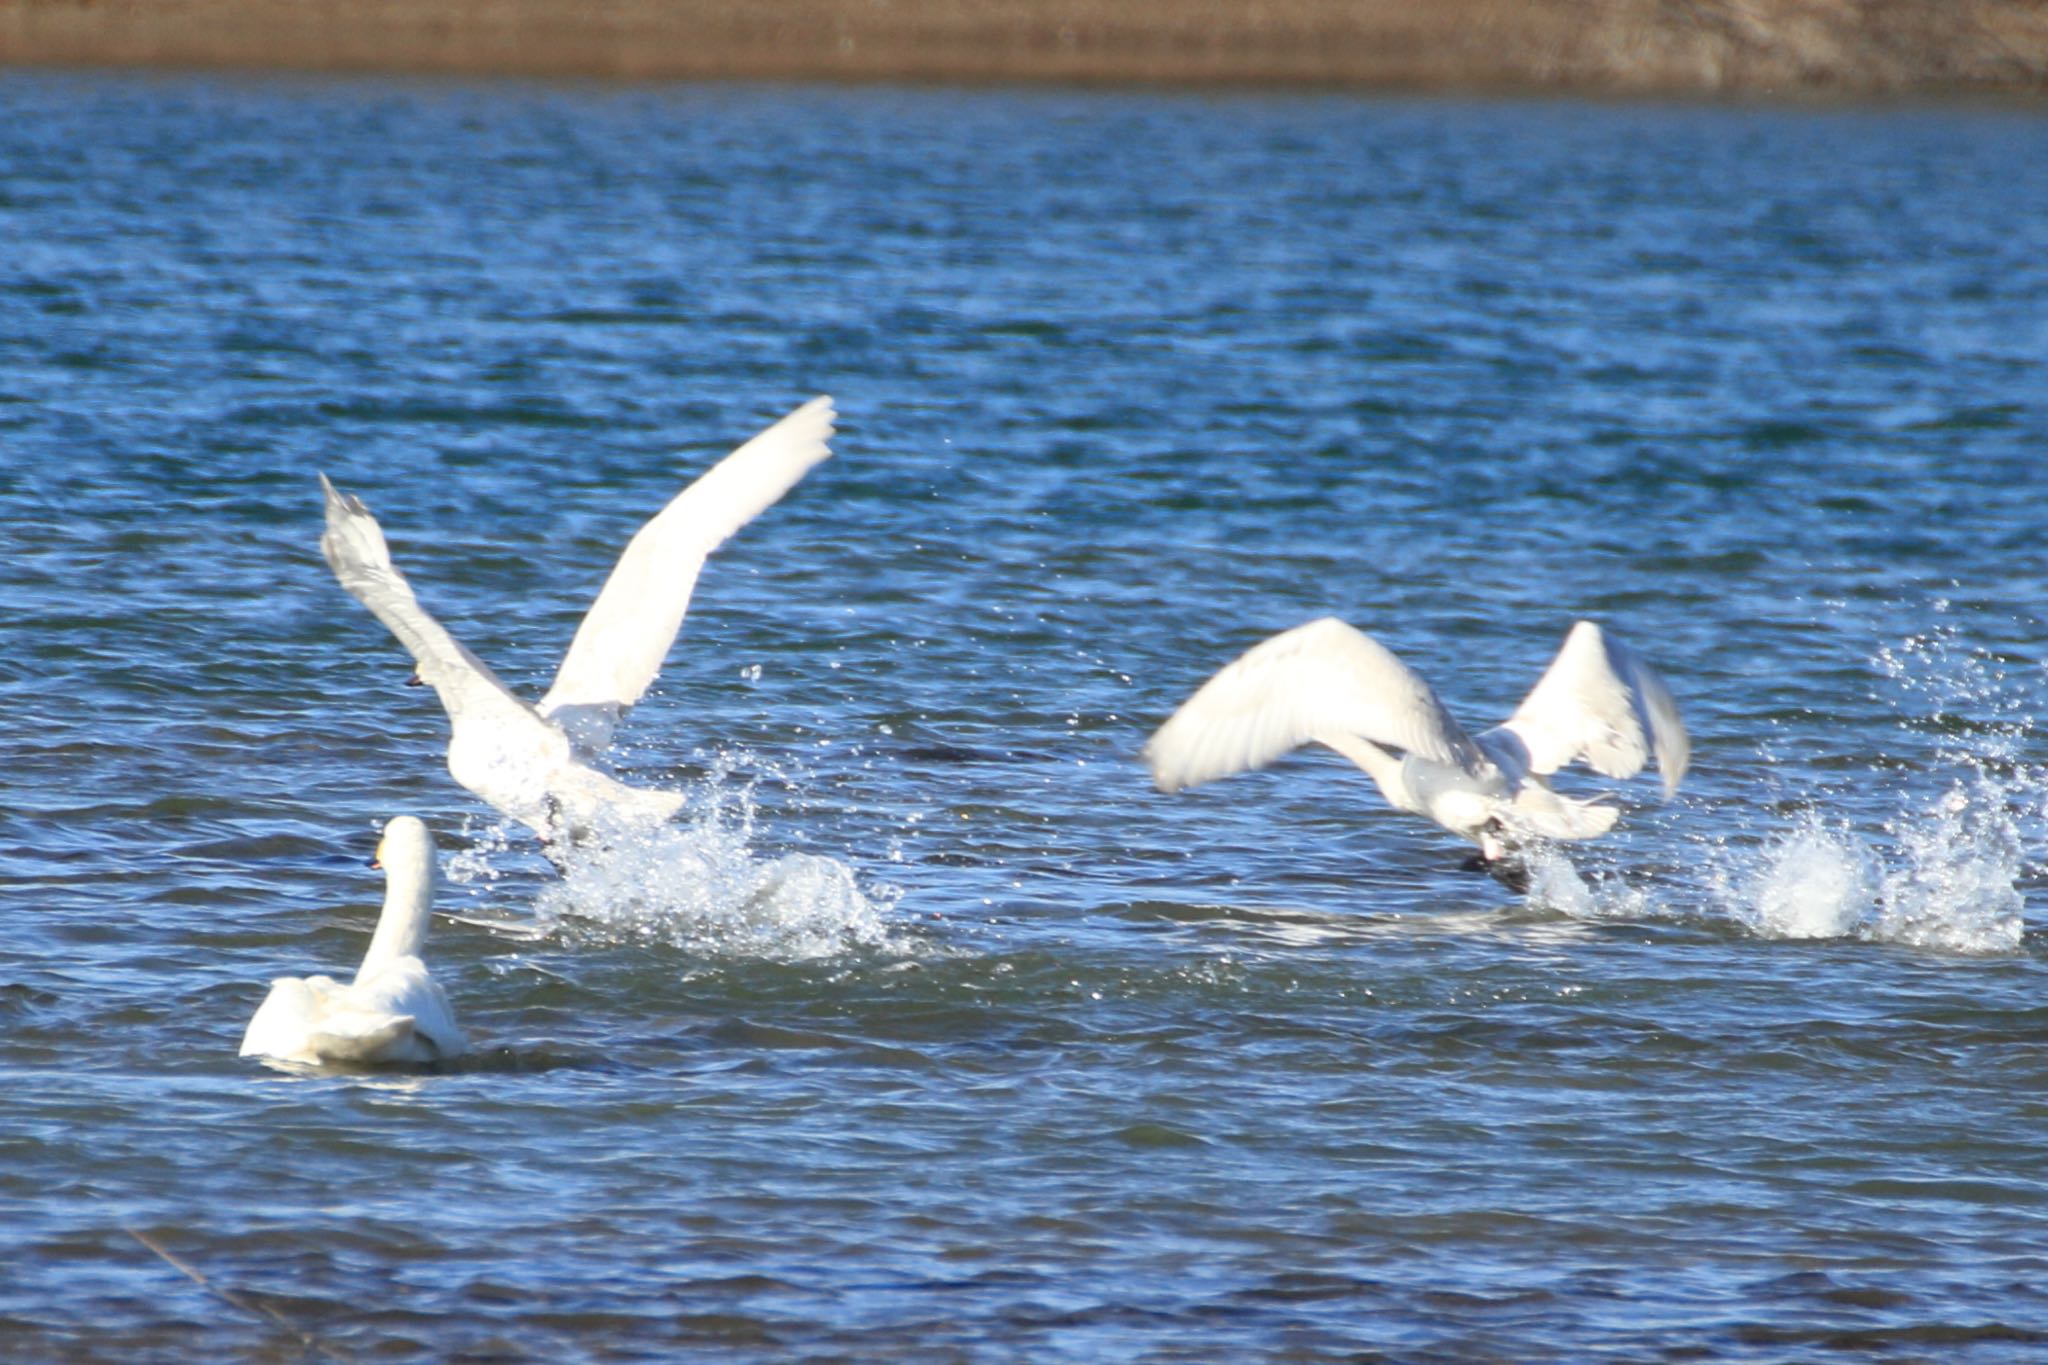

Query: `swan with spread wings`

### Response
(1145, 617, 1688, 870)
(319, 396, 834, 845)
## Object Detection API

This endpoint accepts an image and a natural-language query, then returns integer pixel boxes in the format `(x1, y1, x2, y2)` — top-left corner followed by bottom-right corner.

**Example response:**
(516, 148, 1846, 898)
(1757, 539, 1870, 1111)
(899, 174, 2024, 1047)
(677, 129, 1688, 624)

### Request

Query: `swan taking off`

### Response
(320, 396, 834, 844)
(1145, 618, 1688, 865)
(241, 816, 467, 1066)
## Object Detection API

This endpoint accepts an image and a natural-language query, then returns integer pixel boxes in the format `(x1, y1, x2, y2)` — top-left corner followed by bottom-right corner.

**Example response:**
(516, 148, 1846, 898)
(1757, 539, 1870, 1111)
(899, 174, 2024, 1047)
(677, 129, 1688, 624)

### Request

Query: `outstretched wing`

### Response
(537, 396, 836, 753)
(1496, 620, 1689, 797)
(318, 474, 541, 741)
(1144, 617, 1480, 794)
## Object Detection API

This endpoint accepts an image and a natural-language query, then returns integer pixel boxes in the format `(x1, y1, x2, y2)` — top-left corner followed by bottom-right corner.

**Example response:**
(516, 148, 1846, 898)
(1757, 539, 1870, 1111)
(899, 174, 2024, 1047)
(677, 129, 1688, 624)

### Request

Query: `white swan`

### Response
(320, 396, 835, 844)
(241, 816, 467, 1066)
(1145, 618, 1689, 865)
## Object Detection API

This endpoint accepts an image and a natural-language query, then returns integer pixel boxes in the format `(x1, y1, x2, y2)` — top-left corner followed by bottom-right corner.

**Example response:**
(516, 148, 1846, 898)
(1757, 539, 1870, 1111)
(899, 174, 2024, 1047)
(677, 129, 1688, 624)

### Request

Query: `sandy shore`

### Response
(1, 0, 2044, 97)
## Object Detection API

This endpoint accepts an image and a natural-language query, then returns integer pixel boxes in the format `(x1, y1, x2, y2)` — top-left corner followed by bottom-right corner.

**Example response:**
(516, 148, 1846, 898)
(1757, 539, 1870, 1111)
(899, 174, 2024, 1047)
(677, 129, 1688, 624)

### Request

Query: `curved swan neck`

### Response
(357, 821, 437, 983)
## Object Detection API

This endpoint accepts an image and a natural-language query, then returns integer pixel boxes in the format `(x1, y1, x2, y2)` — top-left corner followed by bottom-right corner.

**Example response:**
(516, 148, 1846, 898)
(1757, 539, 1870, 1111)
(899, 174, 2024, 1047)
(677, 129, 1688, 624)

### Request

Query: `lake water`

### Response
(5, 71, 2048, 1360)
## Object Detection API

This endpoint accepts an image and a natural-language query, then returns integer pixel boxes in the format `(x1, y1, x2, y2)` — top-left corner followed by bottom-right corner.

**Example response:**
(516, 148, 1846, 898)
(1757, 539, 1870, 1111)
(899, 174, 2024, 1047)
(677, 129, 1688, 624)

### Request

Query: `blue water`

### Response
(6, 72, 2048, 1359)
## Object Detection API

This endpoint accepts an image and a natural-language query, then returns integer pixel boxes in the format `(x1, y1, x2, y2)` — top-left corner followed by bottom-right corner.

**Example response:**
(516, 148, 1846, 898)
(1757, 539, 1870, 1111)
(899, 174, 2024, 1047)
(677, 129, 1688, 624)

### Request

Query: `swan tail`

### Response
(1506, 786, 1620, 842)
(307, 1011, 419, 1063)
(545, 766, 687, 843)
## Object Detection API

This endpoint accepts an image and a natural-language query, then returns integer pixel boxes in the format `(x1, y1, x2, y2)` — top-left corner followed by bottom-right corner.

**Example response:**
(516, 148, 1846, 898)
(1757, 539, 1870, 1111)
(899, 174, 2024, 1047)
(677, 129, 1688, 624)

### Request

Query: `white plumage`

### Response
(319, 396, 834, 843)
(1145, 618, 1688, 863)
(241, 816, 467, 1067)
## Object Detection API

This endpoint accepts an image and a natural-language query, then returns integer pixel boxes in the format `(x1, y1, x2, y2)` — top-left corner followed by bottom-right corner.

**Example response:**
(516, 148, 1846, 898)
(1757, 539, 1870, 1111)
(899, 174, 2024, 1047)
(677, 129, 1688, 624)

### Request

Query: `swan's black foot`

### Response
(1460, 853, 1530, 893)
(1489, 858, 1532, 893)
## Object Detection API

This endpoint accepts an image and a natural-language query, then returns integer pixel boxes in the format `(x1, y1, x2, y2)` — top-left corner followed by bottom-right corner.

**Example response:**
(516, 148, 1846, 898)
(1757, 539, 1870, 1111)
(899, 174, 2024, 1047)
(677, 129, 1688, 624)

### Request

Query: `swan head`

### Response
(360, 816, 438, 982)
(372, 815, 437, 885)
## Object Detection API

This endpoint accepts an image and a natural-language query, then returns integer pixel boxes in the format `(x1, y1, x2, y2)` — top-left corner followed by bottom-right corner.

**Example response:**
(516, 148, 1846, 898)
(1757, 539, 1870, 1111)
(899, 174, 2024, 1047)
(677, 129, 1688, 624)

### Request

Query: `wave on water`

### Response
(1533, 621, 2042, 955)
(445, 759, 900, 961)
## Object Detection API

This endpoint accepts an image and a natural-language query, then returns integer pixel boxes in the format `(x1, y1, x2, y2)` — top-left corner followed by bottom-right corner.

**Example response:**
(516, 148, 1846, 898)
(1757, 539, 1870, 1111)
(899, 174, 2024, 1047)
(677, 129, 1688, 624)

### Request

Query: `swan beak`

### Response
(405, 672, 426, 687)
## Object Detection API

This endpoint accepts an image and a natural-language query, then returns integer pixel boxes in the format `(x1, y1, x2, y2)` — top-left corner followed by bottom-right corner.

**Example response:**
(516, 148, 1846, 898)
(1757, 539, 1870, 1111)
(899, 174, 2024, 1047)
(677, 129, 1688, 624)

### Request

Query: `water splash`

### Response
(449, 758, 900, 961)
(1712, 786, 2027, 953)
(1709, 621, 2041, 954)
(443, 817, 519, 886)
(1731, 817, 1877, 941)
(543, 835, 891, 960)
(1529, 620, 2042, 955)
(1523, 846, 1651, 922)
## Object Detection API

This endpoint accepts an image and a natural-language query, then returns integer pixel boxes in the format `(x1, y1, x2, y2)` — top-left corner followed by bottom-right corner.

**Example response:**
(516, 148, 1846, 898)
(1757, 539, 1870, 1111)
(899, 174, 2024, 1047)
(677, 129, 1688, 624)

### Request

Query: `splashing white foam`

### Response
(447, 761, 899, 961)
(1708, 622, 2041, 955)
(1524, 846, 1650, 922)
(1714, 789, 2025, 954)
(1528, 621, 2040, 956)
(444, 816, 518, 886)
(1718, 816, 1879, 941)
(1870, 780, 2027, 952)
(538, 821, 892, 960)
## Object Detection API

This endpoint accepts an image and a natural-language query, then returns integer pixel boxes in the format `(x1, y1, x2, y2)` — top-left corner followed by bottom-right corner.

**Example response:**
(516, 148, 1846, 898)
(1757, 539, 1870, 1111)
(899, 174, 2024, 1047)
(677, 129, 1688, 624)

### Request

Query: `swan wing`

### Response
(1144, 617, 1479, 793)
(1498, 620, 1689, 797)
(241, 973, 417, 1064)
(240, 975, 329, 1059)
(319, 474, 544, 742)
(306, 1010, 421, 1064)
(537, 396, 835, 752)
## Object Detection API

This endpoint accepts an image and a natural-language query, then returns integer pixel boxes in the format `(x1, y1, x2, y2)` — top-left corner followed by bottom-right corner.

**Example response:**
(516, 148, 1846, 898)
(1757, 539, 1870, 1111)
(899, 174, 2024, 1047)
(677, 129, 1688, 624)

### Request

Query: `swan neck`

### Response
(357, 854, 435, 982)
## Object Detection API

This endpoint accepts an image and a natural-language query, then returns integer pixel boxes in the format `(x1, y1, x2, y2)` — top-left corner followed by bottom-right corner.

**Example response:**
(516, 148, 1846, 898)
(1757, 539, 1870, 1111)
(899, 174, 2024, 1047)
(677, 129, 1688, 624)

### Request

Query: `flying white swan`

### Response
(1145, 618, 1688, 867)
(241, 816, 467, 1066)
(320, 396, 835, 844)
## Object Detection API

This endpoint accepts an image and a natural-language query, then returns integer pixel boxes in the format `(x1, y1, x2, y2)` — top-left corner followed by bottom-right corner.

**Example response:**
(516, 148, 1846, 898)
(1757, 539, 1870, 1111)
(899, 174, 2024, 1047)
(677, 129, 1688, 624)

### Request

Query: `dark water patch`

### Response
(542, 308, 698, 326)
(311, 396, 613, 430)
(1909, 403, 2025, 432)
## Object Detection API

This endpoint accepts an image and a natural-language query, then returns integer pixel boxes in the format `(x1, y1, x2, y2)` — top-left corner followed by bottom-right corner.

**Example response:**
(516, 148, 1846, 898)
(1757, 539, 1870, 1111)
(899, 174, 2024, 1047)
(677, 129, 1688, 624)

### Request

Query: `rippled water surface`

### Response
(5, 73, 2048, 1360)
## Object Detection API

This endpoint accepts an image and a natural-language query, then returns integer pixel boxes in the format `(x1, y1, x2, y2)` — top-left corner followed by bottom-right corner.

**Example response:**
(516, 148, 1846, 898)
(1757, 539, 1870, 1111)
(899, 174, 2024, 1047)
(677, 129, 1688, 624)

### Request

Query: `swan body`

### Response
(1145, 618, 1688, 862)
(241, 816, 466, 1066)
(320, 396, 835, 843)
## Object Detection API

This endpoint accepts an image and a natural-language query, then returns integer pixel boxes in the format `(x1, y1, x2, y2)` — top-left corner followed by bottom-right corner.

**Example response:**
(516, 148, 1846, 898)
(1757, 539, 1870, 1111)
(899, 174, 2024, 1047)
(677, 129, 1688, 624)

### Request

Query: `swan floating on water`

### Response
(241, 816, 467, 1066)
(320, 396, 834, 844)
(1145, 618, 1688, 868)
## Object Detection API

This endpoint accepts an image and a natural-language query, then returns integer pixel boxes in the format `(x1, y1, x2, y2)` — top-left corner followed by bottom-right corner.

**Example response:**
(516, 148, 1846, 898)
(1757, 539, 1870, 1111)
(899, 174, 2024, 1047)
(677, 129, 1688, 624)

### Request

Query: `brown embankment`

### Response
(1, 0, 2044, 97)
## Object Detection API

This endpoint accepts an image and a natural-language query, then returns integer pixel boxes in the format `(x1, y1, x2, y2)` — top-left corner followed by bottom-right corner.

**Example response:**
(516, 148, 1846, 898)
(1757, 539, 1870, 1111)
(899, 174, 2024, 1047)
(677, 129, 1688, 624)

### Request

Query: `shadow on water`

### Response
(239, 1043, 609, 1081)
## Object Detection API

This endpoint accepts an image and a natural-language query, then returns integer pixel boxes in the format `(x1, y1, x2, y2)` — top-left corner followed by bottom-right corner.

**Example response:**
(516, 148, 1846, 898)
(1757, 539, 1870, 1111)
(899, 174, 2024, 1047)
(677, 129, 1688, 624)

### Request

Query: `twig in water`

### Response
(123, 1224, 352, 1362)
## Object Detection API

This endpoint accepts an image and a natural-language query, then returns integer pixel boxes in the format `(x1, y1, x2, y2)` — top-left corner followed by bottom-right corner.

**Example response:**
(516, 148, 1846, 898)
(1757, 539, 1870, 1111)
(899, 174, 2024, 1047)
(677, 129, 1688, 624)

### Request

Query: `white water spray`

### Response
(1533, 620, 2042, 954)
(447, 754, 899, 960)
(1714, 624, 2040, 953)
